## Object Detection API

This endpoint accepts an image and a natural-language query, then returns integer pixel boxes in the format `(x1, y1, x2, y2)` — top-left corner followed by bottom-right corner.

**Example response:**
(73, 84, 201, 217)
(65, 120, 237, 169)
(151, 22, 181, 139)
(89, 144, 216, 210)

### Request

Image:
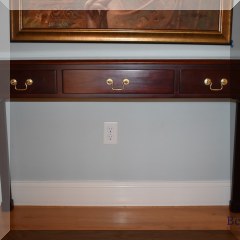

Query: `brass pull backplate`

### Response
(10, 79, 33, 91)
(204, 78, 228, 91)
(106, 78, 130, 91)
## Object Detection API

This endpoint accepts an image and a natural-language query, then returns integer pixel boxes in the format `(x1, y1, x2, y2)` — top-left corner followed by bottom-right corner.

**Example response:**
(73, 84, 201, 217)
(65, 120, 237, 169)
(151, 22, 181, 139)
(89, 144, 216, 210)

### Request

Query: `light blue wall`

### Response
(10, 101, 232, 181)
(232, 1, 240, 58)
(0, 2, 9, 59)
(6, 3, 240, 181)
(10, 43, 230, 60)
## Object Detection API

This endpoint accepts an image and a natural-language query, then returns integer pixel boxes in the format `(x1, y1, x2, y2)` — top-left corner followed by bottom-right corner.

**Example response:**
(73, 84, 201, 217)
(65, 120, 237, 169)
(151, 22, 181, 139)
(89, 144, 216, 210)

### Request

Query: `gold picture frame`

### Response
(10, 0, 232, 44)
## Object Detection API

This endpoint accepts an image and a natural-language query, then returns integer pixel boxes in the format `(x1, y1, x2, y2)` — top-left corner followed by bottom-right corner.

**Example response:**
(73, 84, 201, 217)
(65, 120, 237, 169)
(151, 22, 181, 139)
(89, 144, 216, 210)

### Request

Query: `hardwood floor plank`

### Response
(2, 230, 238, 240)
(11, 206, 231, 230)
(0, 210, 10, 239)
(230, 212, 240, 240)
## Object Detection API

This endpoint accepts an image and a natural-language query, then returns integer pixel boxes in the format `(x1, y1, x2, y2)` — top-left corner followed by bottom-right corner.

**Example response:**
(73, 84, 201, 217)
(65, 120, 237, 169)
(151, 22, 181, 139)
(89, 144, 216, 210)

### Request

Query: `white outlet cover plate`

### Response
(104, 122, 118, 144)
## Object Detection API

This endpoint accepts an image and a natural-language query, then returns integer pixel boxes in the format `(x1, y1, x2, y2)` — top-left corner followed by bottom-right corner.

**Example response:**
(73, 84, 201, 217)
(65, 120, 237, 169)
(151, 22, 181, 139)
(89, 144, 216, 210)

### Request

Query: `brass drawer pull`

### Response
(10, 79, 33, 91)
(106, 78, 130, 91)
(204, 78, 228, 91)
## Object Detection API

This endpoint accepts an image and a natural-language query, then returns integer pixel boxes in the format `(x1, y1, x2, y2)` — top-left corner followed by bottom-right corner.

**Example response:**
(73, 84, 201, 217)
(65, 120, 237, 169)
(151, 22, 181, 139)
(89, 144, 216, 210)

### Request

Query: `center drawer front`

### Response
(63, 69, 174, 94)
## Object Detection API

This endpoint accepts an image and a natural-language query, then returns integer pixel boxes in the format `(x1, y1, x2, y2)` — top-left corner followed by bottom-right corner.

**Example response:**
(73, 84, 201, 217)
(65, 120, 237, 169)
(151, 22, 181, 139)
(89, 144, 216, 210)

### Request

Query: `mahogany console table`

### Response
(1, 59, 240, 211)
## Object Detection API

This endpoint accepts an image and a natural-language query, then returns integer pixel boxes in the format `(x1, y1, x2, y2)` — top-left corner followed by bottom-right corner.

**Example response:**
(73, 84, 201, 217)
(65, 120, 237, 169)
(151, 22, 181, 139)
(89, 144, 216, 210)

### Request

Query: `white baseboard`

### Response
(12, 180, 231, 206)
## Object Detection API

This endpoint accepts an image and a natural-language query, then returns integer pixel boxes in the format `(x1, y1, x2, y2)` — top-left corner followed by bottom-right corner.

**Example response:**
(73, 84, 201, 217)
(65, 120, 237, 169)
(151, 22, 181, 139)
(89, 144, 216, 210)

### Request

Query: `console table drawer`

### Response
(180, 69, 230, 95)
(63, 69, 174, 94)
(10, 70, 57, 94)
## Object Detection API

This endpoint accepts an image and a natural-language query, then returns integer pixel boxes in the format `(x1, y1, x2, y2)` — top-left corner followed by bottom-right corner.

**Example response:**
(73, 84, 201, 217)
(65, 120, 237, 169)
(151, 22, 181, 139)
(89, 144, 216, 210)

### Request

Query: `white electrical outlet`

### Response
(104, 122, 118, 144)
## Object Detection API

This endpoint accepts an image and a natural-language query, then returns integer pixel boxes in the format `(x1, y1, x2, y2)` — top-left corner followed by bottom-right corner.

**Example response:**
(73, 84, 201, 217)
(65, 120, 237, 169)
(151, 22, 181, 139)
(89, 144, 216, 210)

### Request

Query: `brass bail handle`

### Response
(10, 79, 33, 91)
(106, 78, 130, 91)
(204, 78, 228, 91)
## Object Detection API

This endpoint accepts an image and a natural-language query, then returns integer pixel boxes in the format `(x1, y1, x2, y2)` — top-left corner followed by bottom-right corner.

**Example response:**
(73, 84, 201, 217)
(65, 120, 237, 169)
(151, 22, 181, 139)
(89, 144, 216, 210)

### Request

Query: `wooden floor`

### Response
(2, 230, 238, 240)
(3, 206, 239, 240)
(0, 210, 10, 239)
(230, 212, 240, 240)
(11, 206, 231, 230)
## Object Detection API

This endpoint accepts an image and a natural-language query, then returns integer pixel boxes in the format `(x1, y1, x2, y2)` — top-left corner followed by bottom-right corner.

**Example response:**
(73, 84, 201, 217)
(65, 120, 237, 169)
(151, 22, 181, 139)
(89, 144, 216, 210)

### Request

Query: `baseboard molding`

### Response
(12, 180, 230, 206)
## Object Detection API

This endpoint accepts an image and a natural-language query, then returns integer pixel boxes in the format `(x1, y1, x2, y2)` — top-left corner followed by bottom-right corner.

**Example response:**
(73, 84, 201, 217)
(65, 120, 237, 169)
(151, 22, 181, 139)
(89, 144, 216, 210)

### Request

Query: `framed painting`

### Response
(10, 0, 232, 44)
